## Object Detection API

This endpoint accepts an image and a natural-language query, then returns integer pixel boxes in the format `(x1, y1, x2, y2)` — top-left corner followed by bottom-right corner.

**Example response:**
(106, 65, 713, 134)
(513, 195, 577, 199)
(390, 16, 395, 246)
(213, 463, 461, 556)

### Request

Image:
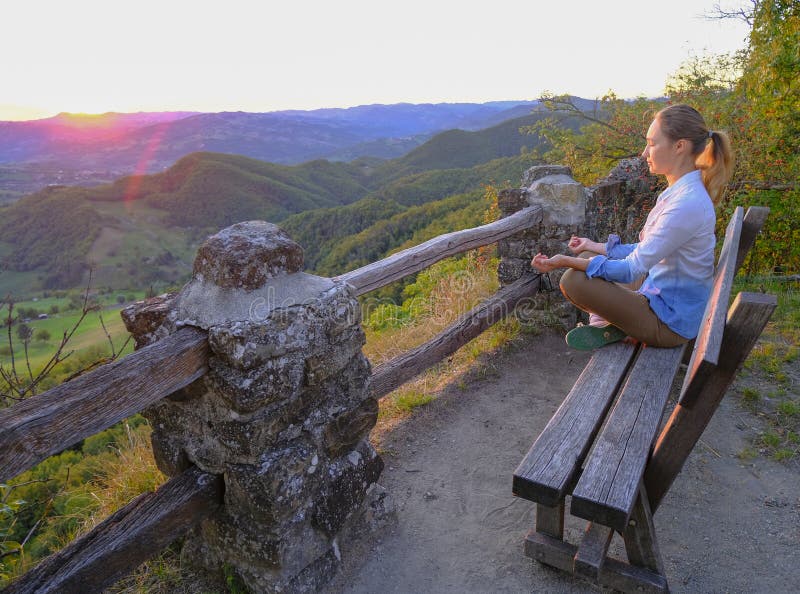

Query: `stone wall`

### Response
(585, 157, 663, 246)
(497, 160, 660, 328)
(122, 221, 393, 593)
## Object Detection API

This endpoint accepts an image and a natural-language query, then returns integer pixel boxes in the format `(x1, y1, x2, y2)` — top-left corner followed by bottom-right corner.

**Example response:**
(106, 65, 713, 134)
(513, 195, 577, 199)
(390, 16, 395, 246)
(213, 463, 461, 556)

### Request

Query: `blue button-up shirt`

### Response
(585, 169, 716, 339)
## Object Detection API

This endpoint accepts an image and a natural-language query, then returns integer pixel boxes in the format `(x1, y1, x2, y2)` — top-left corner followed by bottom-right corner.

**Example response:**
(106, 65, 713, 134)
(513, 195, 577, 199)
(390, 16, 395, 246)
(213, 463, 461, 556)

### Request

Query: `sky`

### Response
(1, 0, 752, 121)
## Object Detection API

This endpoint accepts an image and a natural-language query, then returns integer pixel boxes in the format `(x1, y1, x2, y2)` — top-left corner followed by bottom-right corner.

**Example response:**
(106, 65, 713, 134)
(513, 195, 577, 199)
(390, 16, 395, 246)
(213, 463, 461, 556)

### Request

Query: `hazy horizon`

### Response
(3, 0, 750, 122)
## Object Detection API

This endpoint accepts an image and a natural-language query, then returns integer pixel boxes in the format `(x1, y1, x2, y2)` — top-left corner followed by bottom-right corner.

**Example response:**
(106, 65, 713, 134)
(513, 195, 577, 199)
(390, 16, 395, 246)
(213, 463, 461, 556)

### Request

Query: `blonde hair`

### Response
(656, 104, 734, 205)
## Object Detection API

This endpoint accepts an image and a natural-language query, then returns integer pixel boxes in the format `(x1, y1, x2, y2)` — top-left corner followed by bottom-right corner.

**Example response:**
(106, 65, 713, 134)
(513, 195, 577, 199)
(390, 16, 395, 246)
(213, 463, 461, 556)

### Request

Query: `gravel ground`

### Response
(326, 331, 800, 594)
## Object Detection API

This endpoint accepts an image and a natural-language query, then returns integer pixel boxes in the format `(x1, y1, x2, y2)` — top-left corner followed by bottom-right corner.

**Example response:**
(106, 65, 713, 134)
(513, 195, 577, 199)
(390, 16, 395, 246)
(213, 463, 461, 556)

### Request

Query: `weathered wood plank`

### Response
(5, 467, 222, 594)
(535, 501, 564, 539)
(524, 528, 575, 572)
(646, 292, 776, 512)
(735, 206, 770, 273)
(570, 345, 685, 532)
(370, 273, 541, 399)
(678, 207, 743, 407)
(623, 481, 664, 575)
(524, 530, 668, 593)
(598, 557, 669, 594)
(574, 522, 613, 581)
(0, 327, 209, 483)
(335, 205, 543, 295)
(512, 342, 638, 506)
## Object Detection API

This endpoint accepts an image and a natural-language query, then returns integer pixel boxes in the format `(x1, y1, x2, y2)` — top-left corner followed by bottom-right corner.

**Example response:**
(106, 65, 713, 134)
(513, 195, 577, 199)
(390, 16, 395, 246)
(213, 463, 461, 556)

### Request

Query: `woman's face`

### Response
(641, 117, 678, 176)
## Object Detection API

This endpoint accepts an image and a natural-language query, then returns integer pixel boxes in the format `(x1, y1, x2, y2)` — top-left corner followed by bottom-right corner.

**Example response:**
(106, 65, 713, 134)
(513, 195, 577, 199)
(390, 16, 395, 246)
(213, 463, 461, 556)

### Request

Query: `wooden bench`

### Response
(512, 206, 776, 593)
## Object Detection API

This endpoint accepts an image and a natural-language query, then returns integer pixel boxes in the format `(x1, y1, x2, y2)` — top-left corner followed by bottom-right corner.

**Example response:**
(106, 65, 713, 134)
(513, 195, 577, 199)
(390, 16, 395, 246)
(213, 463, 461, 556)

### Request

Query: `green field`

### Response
(0, 298, 139, 384)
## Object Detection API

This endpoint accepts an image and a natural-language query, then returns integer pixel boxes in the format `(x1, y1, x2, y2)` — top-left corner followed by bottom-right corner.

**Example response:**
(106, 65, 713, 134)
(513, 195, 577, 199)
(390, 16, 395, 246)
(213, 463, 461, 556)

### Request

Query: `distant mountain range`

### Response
(0, 101, 544, 190)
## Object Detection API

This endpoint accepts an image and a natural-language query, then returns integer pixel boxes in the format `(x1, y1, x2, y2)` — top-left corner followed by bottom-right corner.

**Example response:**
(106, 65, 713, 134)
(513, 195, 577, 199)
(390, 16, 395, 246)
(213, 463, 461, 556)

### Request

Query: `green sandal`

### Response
(566, 324, 627, 351)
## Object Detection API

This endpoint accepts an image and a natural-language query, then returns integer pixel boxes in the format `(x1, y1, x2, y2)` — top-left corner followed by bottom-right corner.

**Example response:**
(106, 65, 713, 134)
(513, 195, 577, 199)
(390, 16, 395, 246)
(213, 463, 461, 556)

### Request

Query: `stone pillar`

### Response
(497, 165, 587, 329)
(121, 221, 391, 593)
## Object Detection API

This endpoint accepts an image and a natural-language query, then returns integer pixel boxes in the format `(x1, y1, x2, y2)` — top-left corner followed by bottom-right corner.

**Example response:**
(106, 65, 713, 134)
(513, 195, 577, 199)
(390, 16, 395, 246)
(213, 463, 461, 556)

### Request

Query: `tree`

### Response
(522, 93, 663, 186)
(15, 323, 32, 343)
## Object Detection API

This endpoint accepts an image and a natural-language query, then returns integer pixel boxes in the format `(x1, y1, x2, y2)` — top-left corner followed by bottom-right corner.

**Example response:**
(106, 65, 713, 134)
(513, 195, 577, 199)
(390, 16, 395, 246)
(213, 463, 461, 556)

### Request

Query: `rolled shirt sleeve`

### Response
(586, 254, 645, 284)
(605, 234, 636, 259)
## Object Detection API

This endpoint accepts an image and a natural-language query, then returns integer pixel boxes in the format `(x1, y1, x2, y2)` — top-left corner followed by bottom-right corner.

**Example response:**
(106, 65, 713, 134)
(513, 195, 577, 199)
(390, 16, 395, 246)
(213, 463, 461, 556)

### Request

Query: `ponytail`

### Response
(695, 130, 734, 205)
(656, 104, 735, 205)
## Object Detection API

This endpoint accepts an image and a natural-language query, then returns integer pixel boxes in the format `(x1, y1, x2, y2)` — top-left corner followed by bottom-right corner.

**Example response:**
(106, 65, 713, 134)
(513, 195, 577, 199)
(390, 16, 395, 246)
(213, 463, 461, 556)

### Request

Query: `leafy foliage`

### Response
(523, 93, 661, 185)
(669, 0, 799, 272)
(315, 190, 486, 276)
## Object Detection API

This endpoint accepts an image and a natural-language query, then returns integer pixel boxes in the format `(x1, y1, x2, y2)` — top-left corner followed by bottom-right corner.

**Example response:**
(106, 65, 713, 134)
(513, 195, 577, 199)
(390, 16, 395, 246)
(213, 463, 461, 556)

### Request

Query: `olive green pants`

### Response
(559, 252, 688, 348)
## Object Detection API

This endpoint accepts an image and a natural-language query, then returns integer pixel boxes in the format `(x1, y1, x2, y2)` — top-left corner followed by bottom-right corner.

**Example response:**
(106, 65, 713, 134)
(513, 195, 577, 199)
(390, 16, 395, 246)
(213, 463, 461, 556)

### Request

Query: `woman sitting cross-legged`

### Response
(531, 104, 733, 350)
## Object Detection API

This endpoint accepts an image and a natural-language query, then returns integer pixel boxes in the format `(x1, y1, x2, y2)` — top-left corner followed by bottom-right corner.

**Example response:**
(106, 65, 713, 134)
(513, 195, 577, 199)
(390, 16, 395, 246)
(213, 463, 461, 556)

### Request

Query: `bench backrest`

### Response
(679, 206, 768, 408)
(645, 206, 775, 511)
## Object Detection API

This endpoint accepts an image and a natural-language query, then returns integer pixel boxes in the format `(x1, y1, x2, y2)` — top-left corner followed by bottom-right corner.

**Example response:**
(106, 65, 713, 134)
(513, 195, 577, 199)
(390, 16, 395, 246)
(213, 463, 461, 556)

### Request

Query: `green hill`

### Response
(370, 111, 581, 182)
(89, 152, 375, 226)
(281, 153, 537, 271)
(0, 153, 376, 288)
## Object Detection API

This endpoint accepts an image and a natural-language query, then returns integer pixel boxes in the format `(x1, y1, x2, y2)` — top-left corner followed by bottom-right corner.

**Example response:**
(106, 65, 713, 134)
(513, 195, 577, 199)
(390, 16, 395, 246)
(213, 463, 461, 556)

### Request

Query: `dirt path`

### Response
(326, 331, 800, 593)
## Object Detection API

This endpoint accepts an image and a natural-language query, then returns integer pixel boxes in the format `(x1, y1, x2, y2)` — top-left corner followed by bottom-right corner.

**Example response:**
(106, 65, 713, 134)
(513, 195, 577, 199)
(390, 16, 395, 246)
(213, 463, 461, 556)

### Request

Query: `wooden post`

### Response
(623, 482, 665, 575)
(535, 501, 565, 539)
(645, 292, 776, 512)
(574, 523, 614, 581)
(735, 206, 770, 273)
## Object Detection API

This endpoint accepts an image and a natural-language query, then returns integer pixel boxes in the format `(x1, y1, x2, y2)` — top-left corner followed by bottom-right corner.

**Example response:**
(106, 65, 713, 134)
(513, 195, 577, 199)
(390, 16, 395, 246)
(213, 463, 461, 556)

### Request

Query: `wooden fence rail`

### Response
(335, 205, 543, 295)
(0, 327, 209, 484)
(1, 203, 547, 592)
(4, 467, 222, 594)
(371, 273, 542, 399)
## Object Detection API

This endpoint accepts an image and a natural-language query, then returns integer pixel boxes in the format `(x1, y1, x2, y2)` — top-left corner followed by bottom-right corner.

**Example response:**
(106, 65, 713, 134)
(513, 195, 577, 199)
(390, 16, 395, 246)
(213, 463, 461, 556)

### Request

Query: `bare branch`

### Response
(539, 94, 646, 141)
(706, 1, 756, 25)
(1, 478, 54, 504)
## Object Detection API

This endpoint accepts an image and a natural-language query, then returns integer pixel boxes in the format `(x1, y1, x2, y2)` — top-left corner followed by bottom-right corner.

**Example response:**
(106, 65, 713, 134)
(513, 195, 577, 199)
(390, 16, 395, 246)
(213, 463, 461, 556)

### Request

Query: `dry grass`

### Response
(74, 424, 180, 594)
(76, 424, 166, 535)
(364, 252, 531, 445)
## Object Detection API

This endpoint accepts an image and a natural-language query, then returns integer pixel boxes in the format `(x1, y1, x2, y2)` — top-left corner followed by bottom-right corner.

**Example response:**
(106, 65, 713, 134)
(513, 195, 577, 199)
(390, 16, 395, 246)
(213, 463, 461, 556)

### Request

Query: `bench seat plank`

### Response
(570, 345, 685, 532)
(513, 342, 638, 506)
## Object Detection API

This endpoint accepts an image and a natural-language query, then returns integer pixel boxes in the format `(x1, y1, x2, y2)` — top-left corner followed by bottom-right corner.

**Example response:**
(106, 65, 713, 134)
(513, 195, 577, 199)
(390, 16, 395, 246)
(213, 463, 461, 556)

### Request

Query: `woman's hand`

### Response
(531, 253, 591, 273)
(531, 253, 564, 273)
(568, 236, 593, 254)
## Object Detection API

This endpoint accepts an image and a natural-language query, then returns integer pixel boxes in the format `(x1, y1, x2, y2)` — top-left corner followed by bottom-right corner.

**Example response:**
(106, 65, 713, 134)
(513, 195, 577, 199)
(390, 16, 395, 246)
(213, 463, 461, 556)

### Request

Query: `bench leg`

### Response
(574, 522, 613, 580)
(623, 482, 666, 576)
(535, 501, 564, 539)
(525, 529, 669, 593)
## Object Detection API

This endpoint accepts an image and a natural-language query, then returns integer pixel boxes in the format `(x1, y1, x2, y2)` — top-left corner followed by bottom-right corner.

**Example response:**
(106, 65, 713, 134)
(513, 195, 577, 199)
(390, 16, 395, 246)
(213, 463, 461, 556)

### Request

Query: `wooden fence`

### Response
(0, 203, 545, 592)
